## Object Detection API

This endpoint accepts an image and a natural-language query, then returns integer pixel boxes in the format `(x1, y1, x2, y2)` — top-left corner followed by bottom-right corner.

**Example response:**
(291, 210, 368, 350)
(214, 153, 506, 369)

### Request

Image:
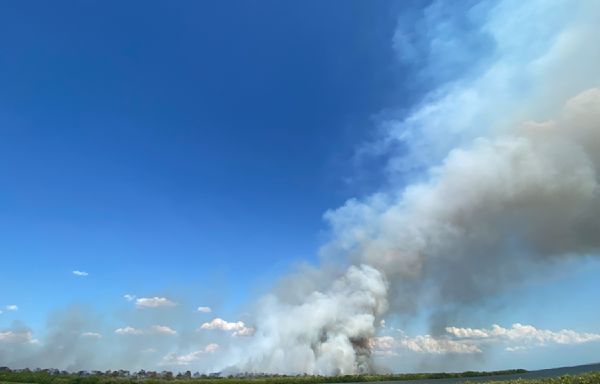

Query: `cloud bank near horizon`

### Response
(371, 324, 600, 356)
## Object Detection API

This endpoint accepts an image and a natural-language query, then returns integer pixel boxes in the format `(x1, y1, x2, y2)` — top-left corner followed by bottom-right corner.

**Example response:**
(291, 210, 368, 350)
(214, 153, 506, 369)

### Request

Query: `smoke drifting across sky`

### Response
(1, 0, 600, 375)
(224, 0, 600, 374)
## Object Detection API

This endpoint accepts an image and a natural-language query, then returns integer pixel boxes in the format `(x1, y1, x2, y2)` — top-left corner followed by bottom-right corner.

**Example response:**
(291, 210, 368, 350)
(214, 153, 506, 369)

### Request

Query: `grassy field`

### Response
(0, 372, 600, 384)
(1, 371, 600, 384)
(479, 372, 600, 384)
(0, 370, 530, 384)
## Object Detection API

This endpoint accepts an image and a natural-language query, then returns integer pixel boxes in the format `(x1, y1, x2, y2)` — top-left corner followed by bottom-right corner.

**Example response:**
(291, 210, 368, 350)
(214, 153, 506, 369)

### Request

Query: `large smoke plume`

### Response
(228, 265, 388, 374)
(224, 0, 600, 375)
(2, 0, 599, 375)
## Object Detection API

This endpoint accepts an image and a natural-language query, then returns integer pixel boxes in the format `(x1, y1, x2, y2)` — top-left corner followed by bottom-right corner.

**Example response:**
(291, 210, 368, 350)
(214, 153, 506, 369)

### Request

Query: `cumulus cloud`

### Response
(370, 323, 600, 357)
(80, 332, 102, 339)
(233, 327, 256, 337)
(72, 270, 88, 277)
(204, 343, 219, 353)
(115, 326, 143, 335)
(162, 343, 219, 366)
(197, 306, 212, 313)
(123, 294, 136, 302)
(446, 323, 600, 348)
(135, 297, 176, 308)
(399, 335, 482, 354)
(151, 325, 177, 335)
(370, 333, 481, 356)
(200, 318, 254, 337)
(200, 318, 246, 331)
(114, 325, 178, 336)
(0, 331, 37, 344)
(505, 346, 528, 352)
(5, 305, 18, 311)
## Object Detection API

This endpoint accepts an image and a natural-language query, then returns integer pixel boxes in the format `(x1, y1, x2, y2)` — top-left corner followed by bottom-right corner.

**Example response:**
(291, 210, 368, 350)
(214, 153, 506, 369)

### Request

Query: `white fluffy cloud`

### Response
(123, 294, 136, 301)
(161, 343, 219, 366)
(446, 323, 600, 349)
(370, 323, 600, 357)
(151, 325, 177, 335)
(233, 327, 256, 337)
(114, 325, 178, 336)
(200, 318, 254, 337)
(0, 330, 37, 344)
(81, 332, 102, 339)
(115, 326, 143, 335)
(197, 306, 212, 313)
(5, 305, 18, 311)
(72, 270, 88, 277)
(370, 333, 481, 356)
(399, 335, 482, 354)
(200, 318, 245, 331)
(135, 297, 176, 308)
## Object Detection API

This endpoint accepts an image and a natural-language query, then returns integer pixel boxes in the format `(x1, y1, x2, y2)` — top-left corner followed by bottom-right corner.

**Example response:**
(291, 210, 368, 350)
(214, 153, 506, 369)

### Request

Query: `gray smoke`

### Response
(328, 87, 600, 320)
(2, 0, 599, 375)
(226, 86, 600, 375)
(226, 265, 388, 374)
(225, 0, 600, 374)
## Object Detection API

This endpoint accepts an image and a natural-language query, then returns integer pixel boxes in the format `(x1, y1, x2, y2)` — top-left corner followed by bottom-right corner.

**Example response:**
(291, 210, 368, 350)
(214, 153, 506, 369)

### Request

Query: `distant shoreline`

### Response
(335, 363, 600, 384)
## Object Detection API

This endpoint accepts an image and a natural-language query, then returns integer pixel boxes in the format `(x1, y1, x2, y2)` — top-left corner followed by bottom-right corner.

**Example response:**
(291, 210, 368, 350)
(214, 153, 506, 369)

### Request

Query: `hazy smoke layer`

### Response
(228, 0, 600, 375)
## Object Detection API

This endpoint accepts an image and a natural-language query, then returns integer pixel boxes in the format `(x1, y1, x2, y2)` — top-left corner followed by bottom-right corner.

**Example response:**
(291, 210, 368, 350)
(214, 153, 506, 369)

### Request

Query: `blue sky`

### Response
(0, 0, 400, 320)
(1, 0, 600, 374)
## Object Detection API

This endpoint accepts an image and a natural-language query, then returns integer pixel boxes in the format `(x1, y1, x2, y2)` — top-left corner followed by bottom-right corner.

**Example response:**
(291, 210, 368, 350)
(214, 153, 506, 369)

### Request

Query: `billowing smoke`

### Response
(2, 0, 599, 375)
(224, 0, 600, 375)
(228, 265, 388, 374)
(327, 88, 600, 325)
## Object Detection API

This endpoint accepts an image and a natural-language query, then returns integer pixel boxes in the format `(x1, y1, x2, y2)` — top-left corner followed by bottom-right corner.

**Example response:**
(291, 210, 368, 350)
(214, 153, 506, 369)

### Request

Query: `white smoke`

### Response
(226, 0, 600, 375)
(228, 265, 388, 375)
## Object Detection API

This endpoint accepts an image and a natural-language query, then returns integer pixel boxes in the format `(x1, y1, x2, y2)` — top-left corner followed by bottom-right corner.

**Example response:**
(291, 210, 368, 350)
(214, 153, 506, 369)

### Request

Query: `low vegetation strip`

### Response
(5, 371, 600, 384)
(488, 372, 600, 384)
(0, 369, 533, 384)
